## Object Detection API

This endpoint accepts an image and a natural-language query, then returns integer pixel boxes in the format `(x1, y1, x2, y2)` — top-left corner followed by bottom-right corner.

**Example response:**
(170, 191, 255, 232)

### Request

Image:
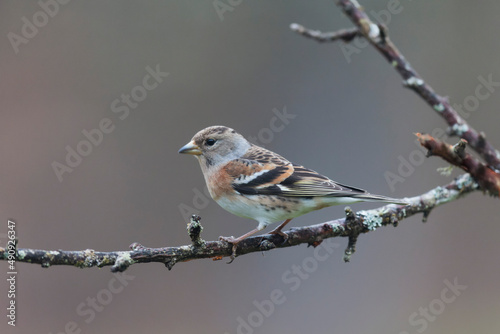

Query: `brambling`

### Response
(179, 126, 408, 248)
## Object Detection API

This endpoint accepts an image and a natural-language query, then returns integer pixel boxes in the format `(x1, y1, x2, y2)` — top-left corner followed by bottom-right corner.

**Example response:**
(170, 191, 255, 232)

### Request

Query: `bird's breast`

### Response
(205, 167, 234, 201)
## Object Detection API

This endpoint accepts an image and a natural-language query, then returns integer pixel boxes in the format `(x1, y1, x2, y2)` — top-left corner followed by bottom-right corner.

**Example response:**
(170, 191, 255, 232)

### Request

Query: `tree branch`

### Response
(0, 174, 478, 272)
(417, 134, 500, 196)
(291, 0, 500, 170)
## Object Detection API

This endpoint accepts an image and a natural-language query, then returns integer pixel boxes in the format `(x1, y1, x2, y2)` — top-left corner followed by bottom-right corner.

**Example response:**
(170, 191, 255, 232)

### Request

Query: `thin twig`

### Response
(290, 23, 361, 43)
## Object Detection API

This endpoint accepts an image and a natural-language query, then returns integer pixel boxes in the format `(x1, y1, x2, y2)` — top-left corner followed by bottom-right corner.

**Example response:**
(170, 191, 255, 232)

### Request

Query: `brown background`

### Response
(1, 1, 499, 333)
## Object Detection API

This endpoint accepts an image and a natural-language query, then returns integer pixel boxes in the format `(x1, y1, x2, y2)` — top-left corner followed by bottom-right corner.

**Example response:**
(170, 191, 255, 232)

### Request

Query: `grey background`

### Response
(1, 1, 500, 333)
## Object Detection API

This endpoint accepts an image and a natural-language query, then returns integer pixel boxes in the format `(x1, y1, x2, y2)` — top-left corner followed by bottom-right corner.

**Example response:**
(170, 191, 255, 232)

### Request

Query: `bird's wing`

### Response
(223, 145, 294, 196)
(278, 164, 370, 197)
(224, 145, 369, 198)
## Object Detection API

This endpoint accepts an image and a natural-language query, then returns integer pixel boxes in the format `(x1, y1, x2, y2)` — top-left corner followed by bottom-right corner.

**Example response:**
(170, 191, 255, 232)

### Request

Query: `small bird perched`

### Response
(179, 126, 407, 249)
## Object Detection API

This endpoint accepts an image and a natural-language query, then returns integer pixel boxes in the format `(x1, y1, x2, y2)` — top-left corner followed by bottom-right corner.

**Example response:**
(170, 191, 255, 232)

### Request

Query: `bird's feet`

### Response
(268, 218, 291, 244)
(219, 236, 239, 263)
(268, 228, 289, 244)
(218, 228, 263, 263)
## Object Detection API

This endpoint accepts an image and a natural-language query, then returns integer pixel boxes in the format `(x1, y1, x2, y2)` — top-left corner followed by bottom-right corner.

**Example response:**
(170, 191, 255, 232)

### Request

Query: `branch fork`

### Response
(417, 133, 500, 196)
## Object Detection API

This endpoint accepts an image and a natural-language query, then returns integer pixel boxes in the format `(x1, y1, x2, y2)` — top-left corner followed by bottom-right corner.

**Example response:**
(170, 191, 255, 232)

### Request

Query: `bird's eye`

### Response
(205, 138, 217, 146)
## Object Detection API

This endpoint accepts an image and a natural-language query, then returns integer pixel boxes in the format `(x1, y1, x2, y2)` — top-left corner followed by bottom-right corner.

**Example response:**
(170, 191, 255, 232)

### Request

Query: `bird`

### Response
(179, 125, 408, 249)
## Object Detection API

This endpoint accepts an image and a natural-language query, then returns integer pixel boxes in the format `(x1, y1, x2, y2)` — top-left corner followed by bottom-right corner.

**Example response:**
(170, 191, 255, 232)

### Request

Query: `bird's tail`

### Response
(353, 193, 409, 206)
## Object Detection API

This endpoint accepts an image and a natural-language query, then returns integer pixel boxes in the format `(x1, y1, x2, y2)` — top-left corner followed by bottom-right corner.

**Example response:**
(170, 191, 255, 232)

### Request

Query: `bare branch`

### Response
(0, 174, 478, 272)
(291, 0, 500, 170)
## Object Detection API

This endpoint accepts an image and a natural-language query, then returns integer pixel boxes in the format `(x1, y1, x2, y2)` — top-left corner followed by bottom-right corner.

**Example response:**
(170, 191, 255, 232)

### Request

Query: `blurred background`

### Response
(1, 1, 499, 333)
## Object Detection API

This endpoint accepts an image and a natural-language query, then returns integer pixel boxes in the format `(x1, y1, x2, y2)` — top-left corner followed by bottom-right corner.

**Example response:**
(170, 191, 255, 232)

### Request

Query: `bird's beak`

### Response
(178, 140, 202, 155)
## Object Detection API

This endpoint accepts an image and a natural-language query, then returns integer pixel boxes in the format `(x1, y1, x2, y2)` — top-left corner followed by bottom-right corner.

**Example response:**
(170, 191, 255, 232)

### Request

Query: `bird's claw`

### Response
(219, 236, 238, 263)
(269, 229, 289, 245)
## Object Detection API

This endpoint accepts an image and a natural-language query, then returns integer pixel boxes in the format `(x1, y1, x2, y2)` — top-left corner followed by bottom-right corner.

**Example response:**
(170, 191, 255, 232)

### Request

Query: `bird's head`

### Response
(179, 126, 251, 168)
